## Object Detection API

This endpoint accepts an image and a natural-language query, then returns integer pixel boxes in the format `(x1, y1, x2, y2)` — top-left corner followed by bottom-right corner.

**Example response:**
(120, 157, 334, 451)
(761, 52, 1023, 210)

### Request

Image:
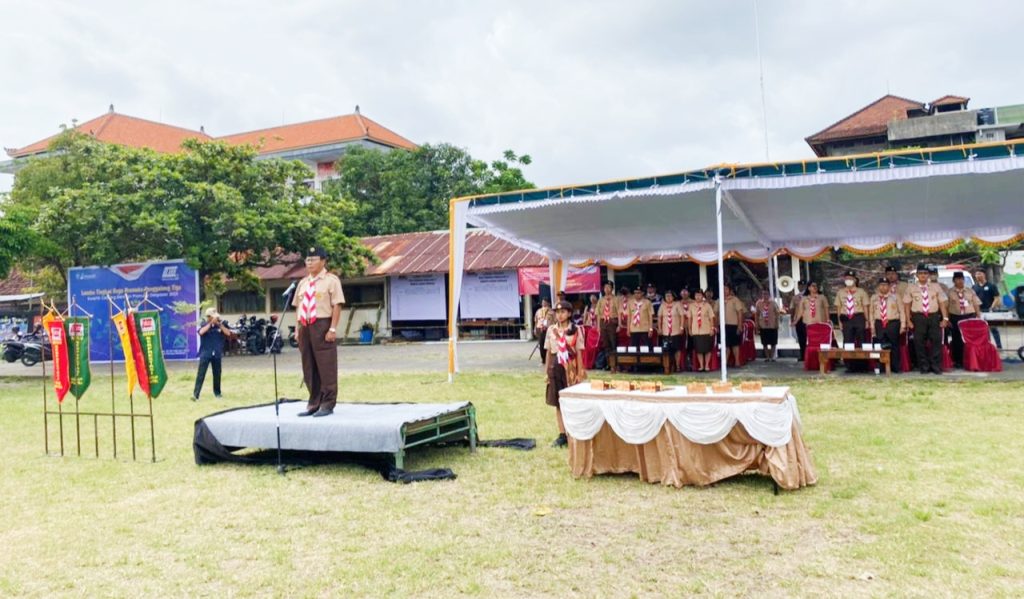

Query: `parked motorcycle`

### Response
(288, 325, 298, 348)
(20, 340, 52, 367)
(265, 315, 283, 354)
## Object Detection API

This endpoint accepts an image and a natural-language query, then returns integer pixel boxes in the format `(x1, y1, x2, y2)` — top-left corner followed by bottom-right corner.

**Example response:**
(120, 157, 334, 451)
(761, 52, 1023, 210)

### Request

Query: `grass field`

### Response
(0, 367, 1022, 597)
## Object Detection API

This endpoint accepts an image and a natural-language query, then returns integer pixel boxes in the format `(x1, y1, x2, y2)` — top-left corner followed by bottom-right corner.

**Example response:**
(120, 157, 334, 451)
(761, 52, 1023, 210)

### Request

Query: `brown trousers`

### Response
(599, 320, 618, 356)
(297, 319, 338, 411)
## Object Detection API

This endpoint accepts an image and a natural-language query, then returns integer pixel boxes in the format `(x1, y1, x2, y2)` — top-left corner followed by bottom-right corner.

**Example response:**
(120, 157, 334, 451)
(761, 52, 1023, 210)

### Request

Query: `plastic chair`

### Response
(582, 325, 600, 370)
(804, 323, 835, 372)
(899, 330, 912, 373)
(740, 319, 757, 363)
(959, 319, 1002, 372)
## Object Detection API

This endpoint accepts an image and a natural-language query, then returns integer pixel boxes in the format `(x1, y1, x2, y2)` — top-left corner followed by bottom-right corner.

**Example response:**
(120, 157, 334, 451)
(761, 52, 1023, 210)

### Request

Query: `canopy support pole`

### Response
(715, 179, 728, 383)
(699, 265, 708, 290)
(447, 199, 469, 383)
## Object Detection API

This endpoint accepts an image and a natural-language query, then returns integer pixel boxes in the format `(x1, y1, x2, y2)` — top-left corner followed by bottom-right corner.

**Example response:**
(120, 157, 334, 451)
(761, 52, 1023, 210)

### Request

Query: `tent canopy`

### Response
(447, 141, 1024, 381)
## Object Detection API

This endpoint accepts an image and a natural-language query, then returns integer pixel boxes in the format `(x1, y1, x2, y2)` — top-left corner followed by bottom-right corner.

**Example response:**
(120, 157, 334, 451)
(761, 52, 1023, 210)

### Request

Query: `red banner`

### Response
(42, 313, 70, 403)
(517, 265, 601, 296)
(125, 311, 151, 397)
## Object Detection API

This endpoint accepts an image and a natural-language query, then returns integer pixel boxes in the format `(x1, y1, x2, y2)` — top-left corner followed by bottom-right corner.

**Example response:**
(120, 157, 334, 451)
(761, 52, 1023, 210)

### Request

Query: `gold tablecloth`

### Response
(568, 420, 816, 490)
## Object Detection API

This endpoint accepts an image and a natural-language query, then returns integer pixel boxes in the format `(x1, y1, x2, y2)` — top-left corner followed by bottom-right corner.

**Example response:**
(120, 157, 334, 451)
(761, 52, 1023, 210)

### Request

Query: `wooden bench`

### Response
(818, 348, 891, 375)
(612, 350, 672, 374)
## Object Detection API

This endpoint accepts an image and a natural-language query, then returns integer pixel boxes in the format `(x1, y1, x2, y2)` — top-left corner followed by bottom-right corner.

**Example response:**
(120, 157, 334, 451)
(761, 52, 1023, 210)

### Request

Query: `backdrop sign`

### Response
(68, 260, 200, 362)
(517, 265, 601, 296)
(389, 274, 446, 321)
(460, 270, 519, 319)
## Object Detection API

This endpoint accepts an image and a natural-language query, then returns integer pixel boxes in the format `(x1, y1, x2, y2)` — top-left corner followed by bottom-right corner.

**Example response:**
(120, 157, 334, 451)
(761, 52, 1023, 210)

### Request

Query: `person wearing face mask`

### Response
(834, 270, 870, 350)
(868, 278, 905, 373)
(645, 284, 663, 316)
(903, 263, 950, 375)
(947, 271, 982, 368)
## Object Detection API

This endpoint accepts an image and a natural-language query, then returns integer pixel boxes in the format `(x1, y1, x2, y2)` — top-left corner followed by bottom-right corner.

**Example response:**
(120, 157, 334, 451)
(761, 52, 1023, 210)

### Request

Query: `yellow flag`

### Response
(111, 312, 137, 395)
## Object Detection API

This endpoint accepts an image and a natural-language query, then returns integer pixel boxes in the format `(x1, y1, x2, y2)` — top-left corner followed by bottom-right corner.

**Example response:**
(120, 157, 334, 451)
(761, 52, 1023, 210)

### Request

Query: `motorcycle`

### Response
(264, 314, 283, 354)
(244, 315, 268, 355)
(288, 325, 298, 348)
(20, 339, 52, 367)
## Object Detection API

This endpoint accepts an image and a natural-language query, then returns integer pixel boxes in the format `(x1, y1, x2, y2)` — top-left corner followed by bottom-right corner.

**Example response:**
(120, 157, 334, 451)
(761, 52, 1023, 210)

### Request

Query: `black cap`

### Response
(844, 270, 856, 278)
(798, 279, 807, 285)
(306, 246, 328, 259)
(603, 279, 613, 287)
(929, 267, 939, 275)
(885, 265, 898, 273)
(646, 283, 655, 288)
(952, 271, 965, 280)
(633, 286, 643, 292)
(916, 263, 930, 273)
(554, 300, 573, 312)
(878, 278, 890, 286)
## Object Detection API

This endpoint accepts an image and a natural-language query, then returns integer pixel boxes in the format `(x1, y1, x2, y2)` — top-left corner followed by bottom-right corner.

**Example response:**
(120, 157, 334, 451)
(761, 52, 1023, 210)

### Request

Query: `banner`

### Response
(125, 312, 151, 397)
(517, 265, 601, 296)
(42, 312, 70, 403)
(111, 312, 138, 396)
(68, 260, 200, 361)
(134, 310, 167, 398)
(389, 274, 446, 321)
(459, 270, 520, 319)
(65, 317, 91, 399)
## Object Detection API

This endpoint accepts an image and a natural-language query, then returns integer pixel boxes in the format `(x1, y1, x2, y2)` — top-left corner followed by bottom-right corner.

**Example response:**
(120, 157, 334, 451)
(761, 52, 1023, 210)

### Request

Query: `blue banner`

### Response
(68, 260, 200, 362)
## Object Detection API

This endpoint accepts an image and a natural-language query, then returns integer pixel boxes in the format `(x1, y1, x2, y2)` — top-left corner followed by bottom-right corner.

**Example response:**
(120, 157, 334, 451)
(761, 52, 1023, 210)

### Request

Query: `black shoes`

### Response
(190, 394, 199, 402)
(297, 409, 317, 417)
(551, 433, 568, 448)
(312, 408, 334, 417)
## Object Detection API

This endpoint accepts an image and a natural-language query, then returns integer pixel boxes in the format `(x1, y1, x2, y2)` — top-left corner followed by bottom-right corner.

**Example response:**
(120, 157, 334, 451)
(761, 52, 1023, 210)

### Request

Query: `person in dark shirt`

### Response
(192, 307, 231, 400)
(973, 269, 1002, 349)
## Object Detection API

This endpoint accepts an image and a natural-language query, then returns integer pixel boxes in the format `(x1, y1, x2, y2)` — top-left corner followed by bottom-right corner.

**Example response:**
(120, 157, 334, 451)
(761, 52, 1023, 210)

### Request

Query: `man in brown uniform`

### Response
(626, 286, 655, 349)
(721, 283, 748, 367)
(789, 280, 807, 361)
(657, 290, 685, 370)
(753, 288, 779, 361)
(594, 280, 620, 371)
(947, 271, 982, 368)
(868, 278, 905, 373)
(293, 246, 345, 417)
(835, 270, 870, 348)
(534, 297, 554, 365)
(885, 265, 908, 299)
(904, 263, 950, 375)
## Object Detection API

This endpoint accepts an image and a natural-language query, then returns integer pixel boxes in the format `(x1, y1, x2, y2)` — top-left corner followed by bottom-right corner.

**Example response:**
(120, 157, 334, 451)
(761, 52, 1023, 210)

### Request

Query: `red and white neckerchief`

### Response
(845, 289, 857, 318)
(696, 303, 704, 331)
(920, 284, 931, 316)
(602, 298, 611, 321)
(758, 300, 770, 321)
(956, 289, 967, 314)
(809, 296, 817, 320)
(880, 296, 889, 329)
(555, 326, 570, 366)
(665, 304, 674, 335)
(298, 274, 322, 325)
(632, 300, 642, 327)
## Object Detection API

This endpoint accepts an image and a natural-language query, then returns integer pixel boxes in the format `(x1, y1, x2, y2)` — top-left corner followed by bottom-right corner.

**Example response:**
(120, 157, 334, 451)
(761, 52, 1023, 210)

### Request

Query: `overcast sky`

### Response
(2, 0, 1022, 194)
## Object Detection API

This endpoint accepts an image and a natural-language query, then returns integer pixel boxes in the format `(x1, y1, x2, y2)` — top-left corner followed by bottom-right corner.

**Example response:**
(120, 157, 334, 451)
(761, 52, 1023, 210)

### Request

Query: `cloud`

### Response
(2, 0, 1023, 195)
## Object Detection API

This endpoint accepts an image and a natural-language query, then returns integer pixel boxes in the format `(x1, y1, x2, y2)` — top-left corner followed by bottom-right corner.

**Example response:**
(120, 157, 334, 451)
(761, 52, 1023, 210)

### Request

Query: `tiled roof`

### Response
(930, 95, 970, 107)
(6, 111, 210, 158)
(216, 112, 417, 153)
(805, 95, 924, 148)
(0, 269, 32, 295)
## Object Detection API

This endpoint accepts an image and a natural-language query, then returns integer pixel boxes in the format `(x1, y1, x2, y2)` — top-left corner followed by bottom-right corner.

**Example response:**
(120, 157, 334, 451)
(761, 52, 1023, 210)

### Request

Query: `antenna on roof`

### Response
(109, 103, 115, 113)
(200, 125, 205, 134)
(354, 105, 360, 115)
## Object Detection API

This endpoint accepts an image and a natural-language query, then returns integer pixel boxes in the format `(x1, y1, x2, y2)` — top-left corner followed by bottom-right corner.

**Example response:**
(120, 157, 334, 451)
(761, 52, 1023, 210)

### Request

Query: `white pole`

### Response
(699, 264, 708, 290)
(768, 254, 777, 299)
(715, 179, 728, 383)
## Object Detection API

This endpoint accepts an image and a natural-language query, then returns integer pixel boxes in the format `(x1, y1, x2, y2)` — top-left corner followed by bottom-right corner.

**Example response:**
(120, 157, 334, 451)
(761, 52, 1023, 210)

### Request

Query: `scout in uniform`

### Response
(627, 286, 655, 349)
(885, 265, 908, 299)
(687, 290, 716, 372)
(834, 270, 870, 348)
(657, 290, 686, 371)
(798, 281, 830, 327)
(789, 280, 807, 361)
(582, 294, 598, 328)
(904, 263, 950, 375)
(645, 283, 663, 316)
(720, 283, 748, 367)
(594, 281, 621, 371)
(947, 271, 982, 368)
(677, 288, 692, 364)
(293, 246, 345, 417)
(545, 300, 586, 447)
(753, 288, 779, 361)
(534, 297, 554, 366)
(868, 278, 905, 374)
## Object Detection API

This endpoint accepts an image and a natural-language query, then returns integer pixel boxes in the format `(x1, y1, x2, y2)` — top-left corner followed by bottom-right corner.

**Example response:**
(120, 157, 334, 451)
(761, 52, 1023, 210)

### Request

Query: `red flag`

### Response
(125, 310, 151, 396)
(42, 312, 70, 403)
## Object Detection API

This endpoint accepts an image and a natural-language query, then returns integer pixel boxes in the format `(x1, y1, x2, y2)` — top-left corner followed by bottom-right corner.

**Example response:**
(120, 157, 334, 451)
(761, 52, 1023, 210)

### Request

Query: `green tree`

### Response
(330, 143, 533, 236)
(0, 131, 372, 295)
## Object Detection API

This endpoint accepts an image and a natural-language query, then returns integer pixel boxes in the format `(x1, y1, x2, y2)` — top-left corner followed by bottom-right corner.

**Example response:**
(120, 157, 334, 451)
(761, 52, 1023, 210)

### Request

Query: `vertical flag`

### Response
(42, 312, 70, 403)
(125, 311, 151, 397)
(133, 310, 167, 398)
(65, 317, 91, 399)
(111, 311, 138, 395)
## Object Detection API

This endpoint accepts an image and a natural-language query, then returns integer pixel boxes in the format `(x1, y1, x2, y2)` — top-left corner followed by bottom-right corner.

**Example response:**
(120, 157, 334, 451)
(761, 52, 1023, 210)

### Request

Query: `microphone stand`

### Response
(271, 281, 298, 475)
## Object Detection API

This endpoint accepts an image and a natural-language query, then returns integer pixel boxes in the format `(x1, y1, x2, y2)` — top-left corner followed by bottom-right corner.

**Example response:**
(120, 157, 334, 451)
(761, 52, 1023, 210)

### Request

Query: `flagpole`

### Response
(271, 280, 299, 476)
(125, 294, 137, 461)
(107, 298, 117, 459)
(41, 298, 49, 456)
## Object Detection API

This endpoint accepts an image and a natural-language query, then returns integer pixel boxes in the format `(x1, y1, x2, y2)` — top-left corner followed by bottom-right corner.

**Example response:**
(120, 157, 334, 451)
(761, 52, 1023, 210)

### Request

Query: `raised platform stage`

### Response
(194, 400, 477, 470)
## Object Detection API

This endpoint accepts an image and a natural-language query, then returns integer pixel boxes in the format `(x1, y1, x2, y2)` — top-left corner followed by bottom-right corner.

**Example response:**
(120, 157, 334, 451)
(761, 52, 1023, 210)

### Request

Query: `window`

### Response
(342, 283, 384, 304)
(220, 290, 265, 314)
(270, 287, 290, 312)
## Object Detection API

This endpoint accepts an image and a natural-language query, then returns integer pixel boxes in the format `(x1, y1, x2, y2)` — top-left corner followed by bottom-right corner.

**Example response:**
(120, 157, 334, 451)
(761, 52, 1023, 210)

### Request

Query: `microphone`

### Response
(282, 281, 298, 297)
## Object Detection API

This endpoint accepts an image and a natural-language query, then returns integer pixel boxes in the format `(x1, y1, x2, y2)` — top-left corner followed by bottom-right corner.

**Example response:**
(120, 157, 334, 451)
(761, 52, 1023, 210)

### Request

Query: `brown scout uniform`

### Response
(947, 285, 982, 367)
(544, 323, 586, 407)
(595, 294, 621, 357)
(754, 298, 779, 330)
(658, 300, 686, 337)
(292, 272, 345, 412)
(799, 294, 830, 325)
(627, 297, 655, 334)
(903, 281, 948, 373)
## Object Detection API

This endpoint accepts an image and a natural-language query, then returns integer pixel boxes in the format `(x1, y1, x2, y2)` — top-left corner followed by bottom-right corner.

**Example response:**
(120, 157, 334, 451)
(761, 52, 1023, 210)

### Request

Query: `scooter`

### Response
(20, 340, 52, 367)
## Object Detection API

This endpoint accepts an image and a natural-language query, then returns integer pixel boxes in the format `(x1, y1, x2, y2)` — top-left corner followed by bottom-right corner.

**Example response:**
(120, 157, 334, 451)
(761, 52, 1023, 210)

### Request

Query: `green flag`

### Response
(133, 310, 167, 398)
(65, 317, 91, 400)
